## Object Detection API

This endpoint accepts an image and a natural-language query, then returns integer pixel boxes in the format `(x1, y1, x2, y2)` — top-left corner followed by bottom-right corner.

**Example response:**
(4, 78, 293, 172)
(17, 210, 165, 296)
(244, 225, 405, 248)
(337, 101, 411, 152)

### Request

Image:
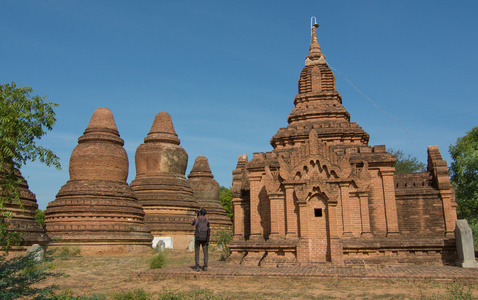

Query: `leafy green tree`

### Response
(219, 186, 233, 221)
(34, 209, 46, 225)
(0, 216, 22, 253)
(449, 127, 478, 221)
(388, 148, 426, 174)
(0, 246, 59, 300)
(0, 81, 60, 252)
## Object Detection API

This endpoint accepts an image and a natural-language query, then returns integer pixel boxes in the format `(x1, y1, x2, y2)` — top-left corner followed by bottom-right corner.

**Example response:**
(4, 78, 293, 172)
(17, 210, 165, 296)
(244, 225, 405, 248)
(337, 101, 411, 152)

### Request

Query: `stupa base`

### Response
(47, 241, 153, 256)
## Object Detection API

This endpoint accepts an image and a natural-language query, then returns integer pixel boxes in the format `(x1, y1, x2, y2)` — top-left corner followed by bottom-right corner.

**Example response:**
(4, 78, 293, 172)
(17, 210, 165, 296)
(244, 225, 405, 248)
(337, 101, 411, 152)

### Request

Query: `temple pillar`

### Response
(380, 168, 399, 235)
(298, 202, 309, 239)
(327, 200, 339, 239)
(441, 191, 457, 237)
(268, 192, 286, 239)
(248, 172, 264, 241)
(340, 183, 353, 236)
(358, 191, 372, 237)
(232, 197, 245, 241)
(284, 184, 298, 238)
(296, 202, 309, 263)
(327, 200, 343, 264)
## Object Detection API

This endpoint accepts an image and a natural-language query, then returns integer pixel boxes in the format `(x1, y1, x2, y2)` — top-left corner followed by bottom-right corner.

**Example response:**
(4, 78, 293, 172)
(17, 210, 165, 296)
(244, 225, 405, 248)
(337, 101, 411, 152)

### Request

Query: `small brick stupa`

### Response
(188, 156, 232, 234)
(44, 107, 153, 255)
(130, 112, 199, 249)
(228, 22, 457, 267)
(1, 167, 49, 253)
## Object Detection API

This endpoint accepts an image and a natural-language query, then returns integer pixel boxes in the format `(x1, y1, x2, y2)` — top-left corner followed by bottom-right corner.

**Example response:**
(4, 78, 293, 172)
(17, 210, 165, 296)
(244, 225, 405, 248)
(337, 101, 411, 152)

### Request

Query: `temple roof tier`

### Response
(271, 22, 369, 149)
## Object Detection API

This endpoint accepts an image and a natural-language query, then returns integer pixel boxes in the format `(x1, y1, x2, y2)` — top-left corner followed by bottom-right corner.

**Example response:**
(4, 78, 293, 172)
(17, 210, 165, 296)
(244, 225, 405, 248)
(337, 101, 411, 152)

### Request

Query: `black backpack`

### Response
(195, 217, 209, 242)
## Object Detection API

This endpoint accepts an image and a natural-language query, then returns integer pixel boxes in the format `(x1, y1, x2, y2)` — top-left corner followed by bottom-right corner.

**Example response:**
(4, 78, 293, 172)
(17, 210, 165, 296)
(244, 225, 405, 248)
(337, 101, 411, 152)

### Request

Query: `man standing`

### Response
(191, 208, 210, 271)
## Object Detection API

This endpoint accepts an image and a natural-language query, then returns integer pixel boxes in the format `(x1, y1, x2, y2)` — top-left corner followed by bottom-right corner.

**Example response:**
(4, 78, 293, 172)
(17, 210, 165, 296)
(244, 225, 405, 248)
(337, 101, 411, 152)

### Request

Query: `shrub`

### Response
(111, 288, 150, 300)
(0, 213, 23, 252)
(150, 252, 166, 269)
(34, 209, 46, 225)
(72, 247, 82, 257)
(157, 289, 220, 300)
(212, 227, 232, 260)
(58, 246, 82, 260)
(468, 219, 478, 251)
(0, 246, 59, 299)
(445, 282, 473, 299)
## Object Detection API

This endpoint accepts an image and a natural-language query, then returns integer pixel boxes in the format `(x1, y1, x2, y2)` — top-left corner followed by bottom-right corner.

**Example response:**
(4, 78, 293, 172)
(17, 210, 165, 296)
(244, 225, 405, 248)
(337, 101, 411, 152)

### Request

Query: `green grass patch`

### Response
(150, 252, 166, 269)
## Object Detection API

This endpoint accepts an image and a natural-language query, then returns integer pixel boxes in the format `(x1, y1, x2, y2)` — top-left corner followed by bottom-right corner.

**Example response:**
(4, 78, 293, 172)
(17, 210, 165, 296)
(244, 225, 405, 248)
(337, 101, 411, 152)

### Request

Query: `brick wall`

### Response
(395, 172, 446, 235)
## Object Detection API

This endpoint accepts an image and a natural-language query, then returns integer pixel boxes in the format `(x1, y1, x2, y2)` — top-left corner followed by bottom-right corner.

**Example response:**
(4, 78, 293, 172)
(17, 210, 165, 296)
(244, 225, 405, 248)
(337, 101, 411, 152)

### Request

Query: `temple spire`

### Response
(306, 20, 325, 65)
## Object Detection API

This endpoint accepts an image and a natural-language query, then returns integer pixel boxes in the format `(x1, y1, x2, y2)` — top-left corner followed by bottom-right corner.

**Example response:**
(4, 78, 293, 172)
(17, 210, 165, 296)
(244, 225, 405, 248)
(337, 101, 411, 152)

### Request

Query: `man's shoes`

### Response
(193, 266, 201, 272)
(203, 266, 208, 271)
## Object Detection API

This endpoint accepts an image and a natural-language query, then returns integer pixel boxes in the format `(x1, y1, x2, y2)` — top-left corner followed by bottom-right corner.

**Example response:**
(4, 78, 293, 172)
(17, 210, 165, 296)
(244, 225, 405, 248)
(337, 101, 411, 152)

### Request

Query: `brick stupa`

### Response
(1, 167, 49, 253)
(228, 22, 457, 267)
(188, 156, 233, 234)
(130, 112, 199, 249)
(44, 107, 153, 255)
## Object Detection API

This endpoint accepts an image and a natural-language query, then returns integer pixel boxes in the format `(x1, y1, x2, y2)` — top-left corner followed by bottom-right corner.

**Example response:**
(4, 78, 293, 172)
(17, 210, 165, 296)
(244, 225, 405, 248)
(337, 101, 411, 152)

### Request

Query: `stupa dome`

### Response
(45, 107, 153, 255)
(188, 156, 232, 231)
(131, 112, 199, 249)
(1, 167, 49, 253)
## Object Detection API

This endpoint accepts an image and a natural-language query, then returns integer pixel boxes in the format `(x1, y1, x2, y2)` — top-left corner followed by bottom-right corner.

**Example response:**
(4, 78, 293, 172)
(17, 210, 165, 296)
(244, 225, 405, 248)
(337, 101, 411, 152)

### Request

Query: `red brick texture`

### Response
(44, 108, 153, 255)
(228, 25, 457, 267)
(187, 156, 232, 235)
(1, 167, 50, 254)
(130, 112, 199, 249)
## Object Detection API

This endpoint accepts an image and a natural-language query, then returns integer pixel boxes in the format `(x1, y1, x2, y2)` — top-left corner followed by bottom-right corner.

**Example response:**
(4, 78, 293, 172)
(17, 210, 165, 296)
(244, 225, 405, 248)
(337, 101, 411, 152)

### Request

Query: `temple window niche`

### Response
(314, 208, 323, 217)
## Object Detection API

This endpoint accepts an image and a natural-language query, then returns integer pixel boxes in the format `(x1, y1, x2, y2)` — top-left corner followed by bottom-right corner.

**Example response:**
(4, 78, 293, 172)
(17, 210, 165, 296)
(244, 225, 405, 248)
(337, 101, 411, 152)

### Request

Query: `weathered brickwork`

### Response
(187, 156, 232, 236)
(130, 112, 199, 249)
(227, 24, 457, 267)
(0, 167, 50, 254)
(44, 107, 153, 255)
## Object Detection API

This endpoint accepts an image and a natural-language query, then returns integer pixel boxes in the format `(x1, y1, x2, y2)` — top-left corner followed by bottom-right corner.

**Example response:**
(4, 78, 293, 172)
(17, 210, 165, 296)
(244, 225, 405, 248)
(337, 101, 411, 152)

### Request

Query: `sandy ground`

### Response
(35, 249, 477, 299)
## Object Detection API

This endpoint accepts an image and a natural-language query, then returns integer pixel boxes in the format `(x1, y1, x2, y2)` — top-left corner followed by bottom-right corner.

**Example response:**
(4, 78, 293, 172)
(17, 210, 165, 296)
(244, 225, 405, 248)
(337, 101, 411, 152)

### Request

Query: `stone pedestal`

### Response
(455, 220, 478, 268)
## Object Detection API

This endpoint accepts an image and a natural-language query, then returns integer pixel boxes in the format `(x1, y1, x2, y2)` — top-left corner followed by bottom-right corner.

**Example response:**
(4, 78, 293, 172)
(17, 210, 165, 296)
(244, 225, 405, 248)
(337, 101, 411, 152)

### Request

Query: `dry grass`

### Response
(34, 249, 477, 299)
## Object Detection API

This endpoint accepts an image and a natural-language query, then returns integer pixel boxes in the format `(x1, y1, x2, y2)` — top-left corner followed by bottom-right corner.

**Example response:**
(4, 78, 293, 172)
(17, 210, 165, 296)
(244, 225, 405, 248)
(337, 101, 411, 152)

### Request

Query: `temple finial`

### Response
(306, 17, 325, 65)
(311, 16, 319, 31)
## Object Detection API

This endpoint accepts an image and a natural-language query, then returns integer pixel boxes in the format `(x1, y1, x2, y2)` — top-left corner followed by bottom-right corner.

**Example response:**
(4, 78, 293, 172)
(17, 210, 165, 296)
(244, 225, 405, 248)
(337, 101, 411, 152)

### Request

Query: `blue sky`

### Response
(2, 1, 477, 210)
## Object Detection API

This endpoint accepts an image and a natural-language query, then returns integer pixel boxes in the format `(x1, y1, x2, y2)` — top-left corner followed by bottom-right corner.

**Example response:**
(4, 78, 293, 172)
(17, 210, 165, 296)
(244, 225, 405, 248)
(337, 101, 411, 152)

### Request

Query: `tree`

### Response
(449, 127, 478, 221)
(0, 82, 61, 252)
(34, 209, 45, 225)
(388, 148, 426, 174)
(0, 246, 60, 300)
(219, 186, 233, 221)
(0, 83, 63, 299)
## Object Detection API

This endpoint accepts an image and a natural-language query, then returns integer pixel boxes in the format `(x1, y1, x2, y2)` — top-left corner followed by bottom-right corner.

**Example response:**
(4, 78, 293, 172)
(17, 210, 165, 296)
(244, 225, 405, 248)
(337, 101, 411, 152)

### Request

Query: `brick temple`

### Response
(1, 167, 49, 253)
(44, 107, 153, 255)
(188, 156, 233, 234)
(130, 112, 200, 249)
(227, 23, 457, 266)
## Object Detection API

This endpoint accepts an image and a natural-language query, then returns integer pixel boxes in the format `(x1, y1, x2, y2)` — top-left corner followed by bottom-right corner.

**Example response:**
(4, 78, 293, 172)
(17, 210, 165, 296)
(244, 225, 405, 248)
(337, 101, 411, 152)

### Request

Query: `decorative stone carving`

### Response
(262, 164, 281, 194)
(44, 107, 153, 255)
(130, 112, 199, 249)
(232, 154, 249, 198)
